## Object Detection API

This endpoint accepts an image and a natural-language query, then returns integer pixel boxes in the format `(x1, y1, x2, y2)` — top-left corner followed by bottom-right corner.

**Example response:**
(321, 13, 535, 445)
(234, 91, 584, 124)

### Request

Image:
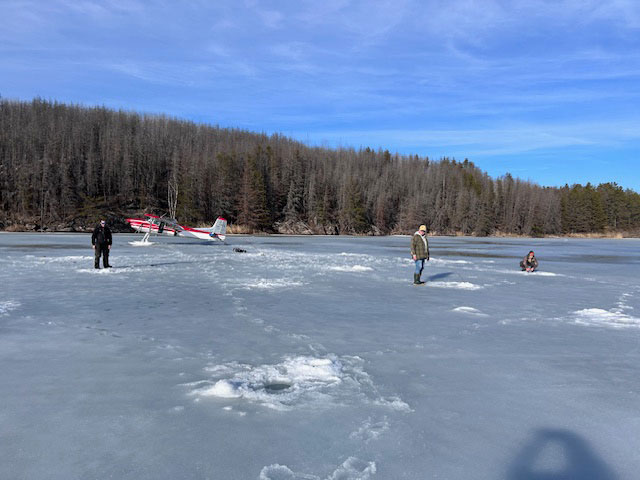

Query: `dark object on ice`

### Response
(520, 251, 539, 272)
(92, 219, 113, 269)
(263, 383, 291, 394)
(507, 428, 618, 480)
(233, 247, 247, 253)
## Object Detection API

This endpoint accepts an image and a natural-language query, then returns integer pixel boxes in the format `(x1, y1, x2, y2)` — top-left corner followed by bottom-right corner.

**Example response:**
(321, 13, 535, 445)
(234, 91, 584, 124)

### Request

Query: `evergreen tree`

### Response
(237, 153, 270, 231)
(340, 180, 368, 233)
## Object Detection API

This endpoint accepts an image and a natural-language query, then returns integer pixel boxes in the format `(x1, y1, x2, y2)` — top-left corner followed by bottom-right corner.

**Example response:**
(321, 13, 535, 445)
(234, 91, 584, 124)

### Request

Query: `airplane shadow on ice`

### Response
(111, 260, 214, 269)
(427, 272, 454, 281)
(506, 428, 618, 480)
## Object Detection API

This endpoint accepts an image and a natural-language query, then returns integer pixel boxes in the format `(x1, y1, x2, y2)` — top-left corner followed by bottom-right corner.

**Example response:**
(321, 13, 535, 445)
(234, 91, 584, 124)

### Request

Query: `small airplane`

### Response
(126, 214, 227, 244)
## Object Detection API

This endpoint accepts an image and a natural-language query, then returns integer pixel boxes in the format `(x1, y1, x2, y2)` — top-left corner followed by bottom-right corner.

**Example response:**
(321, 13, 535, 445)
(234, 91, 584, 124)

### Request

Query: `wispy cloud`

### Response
(1, 0, 639, 188)
(299, 119, 640, 156)
(105, 59, 257, 85)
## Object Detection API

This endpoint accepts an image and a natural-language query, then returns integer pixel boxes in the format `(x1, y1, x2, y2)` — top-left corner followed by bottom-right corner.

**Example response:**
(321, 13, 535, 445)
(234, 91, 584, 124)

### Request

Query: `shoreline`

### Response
(1, 231, 637, 239)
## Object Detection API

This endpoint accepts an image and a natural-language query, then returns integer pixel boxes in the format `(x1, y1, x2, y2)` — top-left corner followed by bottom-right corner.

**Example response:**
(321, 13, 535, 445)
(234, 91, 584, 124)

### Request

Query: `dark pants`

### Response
(520, 260, 535, 271)
(94, 244, 110, 268)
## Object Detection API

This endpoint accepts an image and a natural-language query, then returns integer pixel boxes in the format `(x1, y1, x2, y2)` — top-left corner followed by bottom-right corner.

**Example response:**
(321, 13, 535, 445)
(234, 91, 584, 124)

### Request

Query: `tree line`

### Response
(1, 98, 639, 235)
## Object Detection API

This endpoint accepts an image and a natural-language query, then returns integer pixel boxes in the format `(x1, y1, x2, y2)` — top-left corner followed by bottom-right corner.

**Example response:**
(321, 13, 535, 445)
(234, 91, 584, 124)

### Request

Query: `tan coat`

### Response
(411, 232, 429, 260)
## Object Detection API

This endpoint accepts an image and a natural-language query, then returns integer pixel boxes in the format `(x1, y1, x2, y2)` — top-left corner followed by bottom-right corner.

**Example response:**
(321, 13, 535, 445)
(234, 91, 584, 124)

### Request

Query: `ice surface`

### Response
(1, 233, 640, 479)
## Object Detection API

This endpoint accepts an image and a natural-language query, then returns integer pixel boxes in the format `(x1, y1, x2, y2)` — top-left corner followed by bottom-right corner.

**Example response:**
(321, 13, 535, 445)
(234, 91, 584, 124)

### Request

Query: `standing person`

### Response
(411, 224, 430, 285)
(92, 219, 112, 269)
(520, 250, 538, 272)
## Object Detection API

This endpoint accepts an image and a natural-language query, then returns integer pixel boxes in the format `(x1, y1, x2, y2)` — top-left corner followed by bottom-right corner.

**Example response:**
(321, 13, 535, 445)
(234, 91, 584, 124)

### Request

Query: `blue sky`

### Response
(2, 0, 639, 190)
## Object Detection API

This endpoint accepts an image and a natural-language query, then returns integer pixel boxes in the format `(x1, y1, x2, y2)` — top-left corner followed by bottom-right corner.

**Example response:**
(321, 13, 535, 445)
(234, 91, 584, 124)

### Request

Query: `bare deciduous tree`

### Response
(0, 98, 639, 235)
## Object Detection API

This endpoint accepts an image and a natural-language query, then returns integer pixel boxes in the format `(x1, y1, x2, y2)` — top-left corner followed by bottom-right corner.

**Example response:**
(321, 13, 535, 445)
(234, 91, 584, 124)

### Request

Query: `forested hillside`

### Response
(1, 98, 639, 235)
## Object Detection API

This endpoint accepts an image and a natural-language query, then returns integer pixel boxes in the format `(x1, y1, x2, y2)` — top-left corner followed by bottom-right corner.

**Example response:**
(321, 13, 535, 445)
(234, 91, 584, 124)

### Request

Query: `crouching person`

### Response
(520, 250, 538, 272)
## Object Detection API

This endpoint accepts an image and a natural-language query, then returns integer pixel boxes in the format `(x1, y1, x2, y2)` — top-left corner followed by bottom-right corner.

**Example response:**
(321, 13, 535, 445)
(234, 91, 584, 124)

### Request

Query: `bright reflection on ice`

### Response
(0, 300, 20, 316)
(429, 281, 483, 290)
(572, 308, 640, 328)
(452, 306, 489, 316)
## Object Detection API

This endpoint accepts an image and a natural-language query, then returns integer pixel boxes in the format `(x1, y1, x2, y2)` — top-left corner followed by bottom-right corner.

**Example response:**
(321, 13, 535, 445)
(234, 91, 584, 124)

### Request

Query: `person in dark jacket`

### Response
(410, 224, 430, 284)
(92, 219, 113, 269)
(520, 250, 538, 272)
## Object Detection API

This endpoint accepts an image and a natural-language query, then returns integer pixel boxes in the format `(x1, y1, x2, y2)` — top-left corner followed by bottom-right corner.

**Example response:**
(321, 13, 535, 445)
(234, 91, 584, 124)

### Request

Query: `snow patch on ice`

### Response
(452, 306, 489, 317)
(373, 396, 412, 412)
(191, 356, 343, 409)
(327, 457, 376, 480)
(259, 457, 376, 480)
(129, 240, 155, 246)
(204, 362, 248, 375)
(327, 265, 373, 272)
(571, 308, 640, 329)
(287, 333, 310, 341)
(488, 268, 563, 277)
(259, 464, 300, 480)
(350, 417, 389, 443)
(76, 267, 122, 274)
(0, 300, 20, 316)
(429, 258, 471, 265)
(429, 281, 483, 291)
(190, 355, 408, 412)
(246, 279, 304, 290)
(616, 293, 634, 311)
(498, 269, 561, 277)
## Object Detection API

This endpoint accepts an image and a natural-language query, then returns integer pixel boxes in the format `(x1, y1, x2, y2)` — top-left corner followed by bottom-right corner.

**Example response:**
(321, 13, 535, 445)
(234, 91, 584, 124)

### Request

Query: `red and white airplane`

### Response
(126, 214, 227, 243)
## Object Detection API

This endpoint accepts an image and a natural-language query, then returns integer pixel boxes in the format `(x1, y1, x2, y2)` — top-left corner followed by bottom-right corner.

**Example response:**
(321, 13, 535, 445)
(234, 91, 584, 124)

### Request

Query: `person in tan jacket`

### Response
(411, 224, 430, 284)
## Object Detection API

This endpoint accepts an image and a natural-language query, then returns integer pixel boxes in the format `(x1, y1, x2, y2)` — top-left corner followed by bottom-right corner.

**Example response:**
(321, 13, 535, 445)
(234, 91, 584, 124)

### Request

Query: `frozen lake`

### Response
(1, 233, 639, 479)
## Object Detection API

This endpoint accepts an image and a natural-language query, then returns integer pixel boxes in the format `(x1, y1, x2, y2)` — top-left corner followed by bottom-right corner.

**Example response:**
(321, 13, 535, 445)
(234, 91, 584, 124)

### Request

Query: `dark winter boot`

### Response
(414, 274, 424, 285)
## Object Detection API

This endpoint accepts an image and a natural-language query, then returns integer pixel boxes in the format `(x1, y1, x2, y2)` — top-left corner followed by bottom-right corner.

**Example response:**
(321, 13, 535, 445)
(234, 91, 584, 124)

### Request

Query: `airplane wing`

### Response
(143, 214, 184, 232)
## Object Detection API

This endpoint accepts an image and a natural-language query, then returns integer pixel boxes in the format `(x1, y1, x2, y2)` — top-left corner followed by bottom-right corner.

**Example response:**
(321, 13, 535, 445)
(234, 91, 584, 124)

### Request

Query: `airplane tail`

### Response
(209, 217, 227, 241)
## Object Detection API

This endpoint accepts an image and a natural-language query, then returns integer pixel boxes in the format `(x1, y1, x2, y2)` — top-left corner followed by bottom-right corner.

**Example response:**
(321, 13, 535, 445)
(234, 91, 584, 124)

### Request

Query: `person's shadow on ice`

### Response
(506, 428, 617, 480)
(427, 272, 453, 281)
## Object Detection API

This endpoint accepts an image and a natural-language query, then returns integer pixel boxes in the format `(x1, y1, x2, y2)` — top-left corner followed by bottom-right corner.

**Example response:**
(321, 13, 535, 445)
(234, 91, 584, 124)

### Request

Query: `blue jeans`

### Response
(414, 259, 425, 275)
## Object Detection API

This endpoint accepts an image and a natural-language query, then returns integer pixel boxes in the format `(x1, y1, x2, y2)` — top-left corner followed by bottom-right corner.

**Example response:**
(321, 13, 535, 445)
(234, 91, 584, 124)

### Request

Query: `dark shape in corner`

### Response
(233, 247, 247, 253)
(506, 428, 618, 480)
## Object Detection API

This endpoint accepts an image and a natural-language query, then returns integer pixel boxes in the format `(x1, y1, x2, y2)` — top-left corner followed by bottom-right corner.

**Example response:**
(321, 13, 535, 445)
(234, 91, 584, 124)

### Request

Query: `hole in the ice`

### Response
(262, 383, 292, 393)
